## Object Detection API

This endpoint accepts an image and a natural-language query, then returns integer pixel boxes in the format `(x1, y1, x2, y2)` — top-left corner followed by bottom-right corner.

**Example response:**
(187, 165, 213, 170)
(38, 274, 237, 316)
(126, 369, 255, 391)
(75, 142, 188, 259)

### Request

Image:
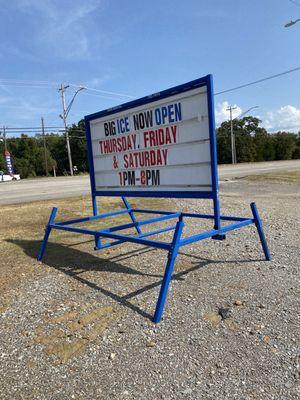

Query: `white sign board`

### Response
(87, 78, 215, 196)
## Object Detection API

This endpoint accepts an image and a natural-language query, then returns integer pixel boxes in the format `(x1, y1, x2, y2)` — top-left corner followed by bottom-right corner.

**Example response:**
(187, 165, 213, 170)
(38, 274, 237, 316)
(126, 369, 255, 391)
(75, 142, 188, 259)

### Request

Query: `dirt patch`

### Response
(35, 305, 117, 364)
(242, 168, 300, 182)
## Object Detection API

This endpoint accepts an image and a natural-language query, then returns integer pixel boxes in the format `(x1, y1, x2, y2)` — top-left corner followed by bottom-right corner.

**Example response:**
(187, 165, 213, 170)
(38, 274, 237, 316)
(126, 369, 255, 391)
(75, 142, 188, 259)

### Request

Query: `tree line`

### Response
(0, 116, 299, 178)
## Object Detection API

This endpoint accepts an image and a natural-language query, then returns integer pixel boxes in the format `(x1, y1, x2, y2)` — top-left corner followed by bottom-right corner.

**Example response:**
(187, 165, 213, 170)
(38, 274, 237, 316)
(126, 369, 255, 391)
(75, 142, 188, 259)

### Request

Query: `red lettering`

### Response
(144, 150, 150, 166)
(165, 127, 172, 144)
(123, 154, 128, 168)
(171, 125, 177, 143)
(143, 131, 149, 147)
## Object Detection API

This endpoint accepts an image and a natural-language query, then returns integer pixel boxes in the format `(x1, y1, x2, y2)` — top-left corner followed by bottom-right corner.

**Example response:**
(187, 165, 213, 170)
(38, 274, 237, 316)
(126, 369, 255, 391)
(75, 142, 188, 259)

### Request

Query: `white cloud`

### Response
(17, 0, 103, 59)
(264, 105, 300, 132)
(215, 101, 242, 125)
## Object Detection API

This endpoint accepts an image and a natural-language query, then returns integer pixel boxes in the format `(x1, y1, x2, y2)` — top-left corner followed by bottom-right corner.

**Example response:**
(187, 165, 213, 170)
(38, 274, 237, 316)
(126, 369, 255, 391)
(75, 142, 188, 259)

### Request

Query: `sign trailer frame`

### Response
(38, 75, 271, 323)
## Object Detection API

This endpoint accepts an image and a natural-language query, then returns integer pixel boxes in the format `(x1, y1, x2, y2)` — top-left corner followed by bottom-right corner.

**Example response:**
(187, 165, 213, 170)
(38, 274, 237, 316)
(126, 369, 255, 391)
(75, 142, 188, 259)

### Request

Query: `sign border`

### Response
(84, 74, 219, 199)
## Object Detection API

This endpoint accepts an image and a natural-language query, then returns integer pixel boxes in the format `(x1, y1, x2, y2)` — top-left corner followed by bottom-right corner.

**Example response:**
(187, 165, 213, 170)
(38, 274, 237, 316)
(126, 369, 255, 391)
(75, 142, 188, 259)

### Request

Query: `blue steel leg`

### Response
(37, 207, 57, 261)
(92, 195, 102, 250)
(92, 195, 98, 216)
(212, 196, 226, 240)
(122, 196, 142, 235)
(153, 216, 184, 323)
(250, 202, 271, 261)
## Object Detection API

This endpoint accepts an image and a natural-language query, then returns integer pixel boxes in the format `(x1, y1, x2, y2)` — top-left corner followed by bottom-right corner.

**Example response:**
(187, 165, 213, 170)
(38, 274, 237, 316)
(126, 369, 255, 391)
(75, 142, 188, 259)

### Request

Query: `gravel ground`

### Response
(0, 180, 299, 399)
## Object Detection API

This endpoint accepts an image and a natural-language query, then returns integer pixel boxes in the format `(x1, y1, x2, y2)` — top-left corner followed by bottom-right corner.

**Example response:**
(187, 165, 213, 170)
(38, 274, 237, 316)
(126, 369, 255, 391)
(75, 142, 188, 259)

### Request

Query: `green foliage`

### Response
(2, 122, 86, 178)
(273, 132, 297, 160)
(217, 117, 299, 164)
(1, 118, 299, 179)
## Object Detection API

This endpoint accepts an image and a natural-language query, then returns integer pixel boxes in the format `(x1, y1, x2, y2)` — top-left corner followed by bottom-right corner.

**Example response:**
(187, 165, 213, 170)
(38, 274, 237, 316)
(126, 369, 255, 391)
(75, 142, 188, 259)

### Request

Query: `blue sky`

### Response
(1, 0, 300, 134)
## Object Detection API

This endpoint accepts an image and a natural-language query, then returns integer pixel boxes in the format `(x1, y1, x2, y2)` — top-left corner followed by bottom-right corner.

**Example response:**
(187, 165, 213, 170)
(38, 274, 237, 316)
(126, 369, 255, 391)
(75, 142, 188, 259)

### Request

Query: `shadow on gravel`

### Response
(8, 239, 254, 321)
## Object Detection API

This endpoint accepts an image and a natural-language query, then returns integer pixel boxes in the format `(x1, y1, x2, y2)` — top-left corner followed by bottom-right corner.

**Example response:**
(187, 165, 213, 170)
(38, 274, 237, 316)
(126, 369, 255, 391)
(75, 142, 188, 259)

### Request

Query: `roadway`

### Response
(0, 160, 299, 205)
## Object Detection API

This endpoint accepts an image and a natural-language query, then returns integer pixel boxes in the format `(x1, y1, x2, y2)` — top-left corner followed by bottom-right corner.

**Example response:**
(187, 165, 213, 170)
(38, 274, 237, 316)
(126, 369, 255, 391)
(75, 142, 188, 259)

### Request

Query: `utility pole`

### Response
(226, 106, 237, 164)
(2, 126, 7, 152)
(58, 83, 86, 176)
(41, 117, 49, 176)
(58, 84, 73, 176)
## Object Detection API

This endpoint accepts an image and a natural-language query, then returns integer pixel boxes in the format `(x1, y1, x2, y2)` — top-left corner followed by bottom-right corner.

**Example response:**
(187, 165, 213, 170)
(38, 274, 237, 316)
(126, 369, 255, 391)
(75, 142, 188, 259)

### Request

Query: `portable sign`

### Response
(85, 75, 218, 199)
(4, 150, 14, 175)
(38, 75, 271, 324)
(87, 80, 215, 197)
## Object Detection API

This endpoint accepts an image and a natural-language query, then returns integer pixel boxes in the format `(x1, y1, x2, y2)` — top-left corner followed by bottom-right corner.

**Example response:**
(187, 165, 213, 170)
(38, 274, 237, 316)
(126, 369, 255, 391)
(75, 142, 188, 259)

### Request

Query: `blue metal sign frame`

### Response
(84, 75, 218, 199)
(38, 74, 271, 324)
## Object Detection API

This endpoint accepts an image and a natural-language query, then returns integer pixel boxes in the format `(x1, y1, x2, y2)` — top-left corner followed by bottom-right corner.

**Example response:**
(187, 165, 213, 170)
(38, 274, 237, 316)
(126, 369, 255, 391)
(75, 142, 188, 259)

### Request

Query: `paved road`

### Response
(0, 160, 299, 205)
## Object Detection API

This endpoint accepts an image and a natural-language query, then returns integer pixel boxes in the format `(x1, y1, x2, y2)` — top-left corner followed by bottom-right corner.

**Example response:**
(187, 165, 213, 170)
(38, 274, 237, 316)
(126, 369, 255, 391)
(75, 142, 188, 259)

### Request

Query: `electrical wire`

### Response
(0, 78, 134, 98)
(4, 126, 64, 130)
(2, 66, 300, 134)
(215, 66, 300, 96)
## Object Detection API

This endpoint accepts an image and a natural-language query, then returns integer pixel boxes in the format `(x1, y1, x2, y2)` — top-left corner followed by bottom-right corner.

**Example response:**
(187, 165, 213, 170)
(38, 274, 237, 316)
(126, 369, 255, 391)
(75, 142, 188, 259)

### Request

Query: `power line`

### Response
(0, 78, 134, 99)
(215, 66, 300, 95)
(4, 126, 64, 130)
(68, 83, 134, 98)
(3, 135, 86, 140)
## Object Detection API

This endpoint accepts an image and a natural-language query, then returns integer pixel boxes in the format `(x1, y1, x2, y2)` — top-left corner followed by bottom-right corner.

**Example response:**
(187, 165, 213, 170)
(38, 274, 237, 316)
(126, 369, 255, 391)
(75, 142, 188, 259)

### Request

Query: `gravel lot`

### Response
(0, 179, 299, 399)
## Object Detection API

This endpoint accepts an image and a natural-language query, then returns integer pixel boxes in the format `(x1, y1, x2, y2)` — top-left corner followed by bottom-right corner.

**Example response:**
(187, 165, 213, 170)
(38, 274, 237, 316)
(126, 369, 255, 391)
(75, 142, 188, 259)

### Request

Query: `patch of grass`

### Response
(0, 195, 170, 307)
(244, 169, 300, 182)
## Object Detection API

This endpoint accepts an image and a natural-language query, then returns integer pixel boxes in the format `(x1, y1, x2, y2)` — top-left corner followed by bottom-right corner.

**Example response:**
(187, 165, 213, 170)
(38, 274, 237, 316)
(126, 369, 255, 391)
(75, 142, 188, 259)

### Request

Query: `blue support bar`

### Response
(55, 209, 131, 226)
(92, 195, 98, 216)
(179, 218, 254, 247)
(51, 212, 180, 238)
(94, 225, 176, 251)
(153, 216, 184, 323)
(133, 208, 175, 216)
(92, 195, 101, 249)
(132, 209, 250, 222)
(122, 196, 142, 234)
(94, 234, 102, 251)
(99, 212, 181, 234)
(51, 223, 171, 250)
(207, 75, 221, 232)
(250, 202, 271, 261)
(37, 207, 57, 261)
(138, 225, 176, 239)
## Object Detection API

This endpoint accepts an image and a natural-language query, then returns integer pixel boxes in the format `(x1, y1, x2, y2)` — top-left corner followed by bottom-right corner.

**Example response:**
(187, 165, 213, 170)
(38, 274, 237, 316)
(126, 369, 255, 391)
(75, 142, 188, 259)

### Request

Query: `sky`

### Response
(0, 0, 300, 135)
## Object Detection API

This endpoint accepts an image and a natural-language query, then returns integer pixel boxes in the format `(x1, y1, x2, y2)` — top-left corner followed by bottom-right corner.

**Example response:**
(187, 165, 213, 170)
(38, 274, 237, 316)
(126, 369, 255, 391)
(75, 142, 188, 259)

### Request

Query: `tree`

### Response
(273, 132, 297, 160)
(217, 116, 263, 163)
(69, 120, 89, 172)
(217, 121, 233, 164)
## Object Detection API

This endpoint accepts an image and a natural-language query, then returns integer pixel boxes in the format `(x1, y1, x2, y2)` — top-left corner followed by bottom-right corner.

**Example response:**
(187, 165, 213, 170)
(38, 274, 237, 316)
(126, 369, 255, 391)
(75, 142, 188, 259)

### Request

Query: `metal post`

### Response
(122, 196, 142, 234)
(41, 117, 49, 176)
(37, 207, 57, 261)
(250, 202, 271, 261)
(153, 215, 184, 323)
(92, 195, 101, 249)
(92, 195, 98, 216)
(3, 126, 7, 151)
(226, 106, 237, 164)
(59, 84, 73, 176)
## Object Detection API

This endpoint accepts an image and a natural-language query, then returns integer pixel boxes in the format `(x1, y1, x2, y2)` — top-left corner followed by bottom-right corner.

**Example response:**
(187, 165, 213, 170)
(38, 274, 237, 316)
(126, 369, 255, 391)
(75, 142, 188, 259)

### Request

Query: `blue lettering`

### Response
(168, 104, 175, 123)
(125, 117, 130, 132)
(161, 106, 168, 124)
(117, 119, 121, 134)
(174, 102, 182, 122)
(155, 108, 162, 125)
